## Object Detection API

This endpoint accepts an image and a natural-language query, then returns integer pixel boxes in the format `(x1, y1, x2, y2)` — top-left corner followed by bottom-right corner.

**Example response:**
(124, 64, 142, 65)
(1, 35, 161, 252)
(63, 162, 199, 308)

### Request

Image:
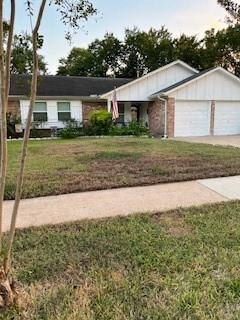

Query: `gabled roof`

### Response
(151, 67, 240, 98)
(101, 60, 199, 99)
(9, 74, 132, 98)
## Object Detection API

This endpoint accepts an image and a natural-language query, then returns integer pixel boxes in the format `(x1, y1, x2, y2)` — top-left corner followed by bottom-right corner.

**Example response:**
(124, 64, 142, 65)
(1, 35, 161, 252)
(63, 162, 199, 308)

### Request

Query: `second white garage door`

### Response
(175, 101, 211, 137)
(214, 101, 240, 135)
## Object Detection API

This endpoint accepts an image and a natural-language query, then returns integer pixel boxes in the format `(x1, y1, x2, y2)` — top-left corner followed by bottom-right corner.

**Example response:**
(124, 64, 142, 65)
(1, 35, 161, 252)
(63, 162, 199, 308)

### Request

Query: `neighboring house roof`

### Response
(151, 67, 240, 98)
(100, 60, 199, 99)
(9, 74, 132, 98)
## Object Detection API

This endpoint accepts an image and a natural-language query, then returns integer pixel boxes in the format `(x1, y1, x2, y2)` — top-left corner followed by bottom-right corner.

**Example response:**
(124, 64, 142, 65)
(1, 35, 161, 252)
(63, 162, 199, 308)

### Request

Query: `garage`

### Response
(214, 101, 240, 135)
(155, 67, 240, 138)
(174, 101, 211, 137)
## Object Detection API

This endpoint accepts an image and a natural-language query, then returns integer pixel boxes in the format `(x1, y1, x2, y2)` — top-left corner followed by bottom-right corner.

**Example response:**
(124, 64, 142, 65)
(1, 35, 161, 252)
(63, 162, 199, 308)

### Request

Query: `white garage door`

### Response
(214, 101, 240, 135)
(175, 101, 211, 137)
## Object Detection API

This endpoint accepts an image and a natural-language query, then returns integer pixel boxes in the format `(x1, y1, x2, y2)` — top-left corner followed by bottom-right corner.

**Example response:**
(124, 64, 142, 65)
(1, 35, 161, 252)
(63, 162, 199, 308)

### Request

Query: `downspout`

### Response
(157, 95, 168, 139)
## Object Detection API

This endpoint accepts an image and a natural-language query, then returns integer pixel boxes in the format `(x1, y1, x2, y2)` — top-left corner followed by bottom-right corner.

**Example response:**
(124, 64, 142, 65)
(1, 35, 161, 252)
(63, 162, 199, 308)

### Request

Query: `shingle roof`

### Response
(152, 67, 217, 96)
(9, 74, 133, 97)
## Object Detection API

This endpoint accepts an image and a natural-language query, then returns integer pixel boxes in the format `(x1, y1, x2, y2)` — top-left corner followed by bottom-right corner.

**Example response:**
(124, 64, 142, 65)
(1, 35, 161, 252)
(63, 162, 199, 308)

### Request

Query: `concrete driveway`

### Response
(174, 135, 240, 148)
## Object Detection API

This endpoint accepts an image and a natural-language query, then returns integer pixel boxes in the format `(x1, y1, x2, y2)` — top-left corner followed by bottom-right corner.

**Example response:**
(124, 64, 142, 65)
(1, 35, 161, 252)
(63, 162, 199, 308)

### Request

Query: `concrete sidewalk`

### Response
(3, 178, 233, 232)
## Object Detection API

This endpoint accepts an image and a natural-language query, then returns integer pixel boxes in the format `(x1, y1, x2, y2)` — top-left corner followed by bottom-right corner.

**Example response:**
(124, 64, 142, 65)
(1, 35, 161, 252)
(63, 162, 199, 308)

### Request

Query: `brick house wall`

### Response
(167, 98, 175, 138)
(147, 97, 176, 138)
(148, 100, 165, 137)
(82, 101, 107, 126)
(8, 99, 20, 116)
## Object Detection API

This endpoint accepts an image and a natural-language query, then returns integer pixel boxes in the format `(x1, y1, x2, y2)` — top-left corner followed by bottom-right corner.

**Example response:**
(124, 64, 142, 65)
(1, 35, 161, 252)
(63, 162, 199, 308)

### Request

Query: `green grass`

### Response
(2, 201, 240, 319)
(6, 137, 240, 199)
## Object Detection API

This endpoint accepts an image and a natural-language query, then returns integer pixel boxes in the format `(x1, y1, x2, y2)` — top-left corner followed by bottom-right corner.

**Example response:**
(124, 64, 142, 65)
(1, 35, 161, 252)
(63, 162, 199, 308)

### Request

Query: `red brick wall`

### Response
(82, 102, 107, 126)
(167, 98, 175, 138)
(148, 100, 165, 137)
(7, 100, 20, 116)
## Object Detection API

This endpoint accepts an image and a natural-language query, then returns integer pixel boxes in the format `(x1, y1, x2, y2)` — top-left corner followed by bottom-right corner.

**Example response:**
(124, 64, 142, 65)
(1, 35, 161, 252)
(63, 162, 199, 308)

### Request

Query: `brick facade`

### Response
(7, 99, 20, 116)
(167, 98, 175, 138)
(148, 100, 165, 137)
(82, 101, 107, 126)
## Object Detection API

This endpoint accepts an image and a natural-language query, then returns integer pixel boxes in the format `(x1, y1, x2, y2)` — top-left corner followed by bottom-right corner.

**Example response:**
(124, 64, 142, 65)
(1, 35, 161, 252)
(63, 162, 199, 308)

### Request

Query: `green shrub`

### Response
(58, 119, 82, 139)
(110, 121, 149, 137)
(7, 113, 21, 138)
(88, 109, 112, 135)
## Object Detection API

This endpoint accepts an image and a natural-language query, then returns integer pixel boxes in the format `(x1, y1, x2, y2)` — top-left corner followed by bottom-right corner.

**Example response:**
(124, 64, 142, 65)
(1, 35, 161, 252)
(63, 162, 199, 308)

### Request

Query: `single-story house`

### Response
(8, 60, 240, 137)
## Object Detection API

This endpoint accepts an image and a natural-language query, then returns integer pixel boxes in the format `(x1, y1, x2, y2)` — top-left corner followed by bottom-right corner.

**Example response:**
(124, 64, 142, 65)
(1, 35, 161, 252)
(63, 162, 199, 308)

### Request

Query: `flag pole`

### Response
(112, 86, 119, 123)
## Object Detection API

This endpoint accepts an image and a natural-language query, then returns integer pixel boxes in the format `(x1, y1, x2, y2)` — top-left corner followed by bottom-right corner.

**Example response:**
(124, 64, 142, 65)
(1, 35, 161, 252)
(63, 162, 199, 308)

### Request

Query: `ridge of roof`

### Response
(10, 74, 132, 81)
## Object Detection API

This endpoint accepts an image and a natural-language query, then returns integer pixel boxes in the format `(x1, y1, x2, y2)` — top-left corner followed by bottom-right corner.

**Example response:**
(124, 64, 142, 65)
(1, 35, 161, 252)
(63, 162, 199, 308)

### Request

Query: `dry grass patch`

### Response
(153, 208, 193, 238)
(6, 137, 240, 199)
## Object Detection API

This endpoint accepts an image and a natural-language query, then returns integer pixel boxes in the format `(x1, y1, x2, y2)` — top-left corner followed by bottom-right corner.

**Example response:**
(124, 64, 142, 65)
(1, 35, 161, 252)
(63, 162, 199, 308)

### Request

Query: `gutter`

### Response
(8, 95, 107, 102)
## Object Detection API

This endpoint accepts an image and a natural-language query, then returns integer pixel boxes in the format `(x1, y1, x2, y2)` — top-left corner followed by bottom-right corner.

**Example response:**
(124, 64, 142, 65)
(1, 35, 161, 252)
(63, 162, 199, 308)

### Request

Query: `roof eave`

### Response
(9, 95, 108, 101)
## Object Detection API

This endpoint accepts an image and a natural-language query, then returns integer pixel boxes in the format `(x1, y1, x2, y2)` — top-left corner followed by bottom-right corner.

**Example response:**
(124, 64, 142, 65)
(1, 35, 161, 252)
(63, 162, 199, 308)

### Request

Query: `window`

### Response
(118, 103, 124, 124)
(33, 102, 47, 122)
(57, 102, 71, 122)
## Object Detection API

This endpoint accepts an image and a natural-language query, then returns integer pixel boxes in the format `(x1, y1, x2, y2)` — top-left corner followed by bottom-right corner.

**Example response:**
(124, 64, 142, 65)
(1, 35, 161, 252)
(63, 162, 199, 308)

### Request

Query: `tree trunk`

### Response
(0, 0, 46, 309)
(0, 268, 17, 309)
(0, 0, 18, 309)
(0, 0, 7, 254)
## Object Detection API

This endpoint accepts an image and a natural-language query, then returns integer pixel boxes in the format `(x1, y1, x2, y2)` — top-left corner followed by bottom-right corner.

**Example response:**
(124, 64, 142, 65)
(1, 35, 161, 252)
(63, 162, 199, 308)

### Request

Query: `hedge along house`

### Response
(8, 60, 240, 137)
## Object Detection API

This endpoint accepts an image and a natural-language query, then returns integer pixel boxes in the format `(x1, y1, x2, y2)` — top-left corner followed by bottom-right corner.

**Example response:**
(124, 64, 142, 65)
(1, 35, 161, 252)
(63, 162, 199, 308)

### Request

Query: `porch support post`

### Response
(210, 100, 215, 136)
(148, 99, 165, 137)
(107, 99, 111, 112)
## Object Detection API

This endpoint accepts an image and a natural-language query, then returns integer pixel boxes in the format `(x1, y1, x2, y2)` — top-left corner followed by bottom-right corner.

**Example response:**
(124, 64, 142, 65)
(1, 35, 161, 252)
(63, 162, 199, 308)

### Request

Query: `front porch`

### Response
(109, 100, 171, 137)
(110, 101, 149, 127)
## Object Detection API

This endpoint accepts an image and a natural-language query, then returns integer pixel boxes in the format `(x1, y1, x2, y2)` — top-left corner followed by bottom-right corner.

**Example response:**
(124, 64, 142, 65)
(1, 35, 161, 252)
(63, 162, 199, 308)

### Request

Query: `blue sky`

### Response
(4, 0, 230, 73)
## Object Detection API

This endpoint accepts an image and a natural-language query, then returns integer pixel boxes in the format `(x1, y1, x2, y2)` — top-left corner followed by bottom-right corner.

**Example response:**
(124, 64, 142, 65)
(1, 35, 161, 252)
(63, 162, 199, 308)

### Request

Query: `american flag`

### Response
(112, 87, 119, 121)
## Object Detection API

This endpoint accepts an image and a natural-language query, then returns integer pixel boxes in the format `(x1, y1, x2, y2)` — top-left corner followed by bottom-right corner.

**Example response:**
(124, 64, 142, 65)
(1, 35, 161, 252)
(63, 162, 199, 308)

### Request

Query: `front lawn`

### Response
(6, 137, 240, 199)
(2, 201, 240, 319)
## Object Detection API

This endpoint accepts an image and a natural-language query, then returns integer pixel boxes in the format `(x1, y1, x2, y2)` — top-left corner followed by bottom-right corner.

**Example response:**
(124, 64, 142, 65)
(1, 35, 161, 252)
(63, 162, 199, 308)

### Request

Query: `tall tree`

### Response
(122, 27, 174, 78)
(201, 25, 240, 76)
(57, 47, 93, 76)
(173, 34, 202, 70)
(88, 33, 124, 76)
(57, 33, 124, 77)
(217, 0, 240, 24)
(0, 0, 97, 308)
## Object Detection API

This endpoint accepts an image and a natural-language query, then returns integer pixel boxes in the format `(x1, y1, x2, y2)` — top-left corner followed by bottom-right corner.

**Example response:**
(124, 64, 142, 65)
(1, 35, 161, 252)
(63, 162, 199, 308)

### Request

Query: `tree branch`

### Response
(5, 0, 15, 101)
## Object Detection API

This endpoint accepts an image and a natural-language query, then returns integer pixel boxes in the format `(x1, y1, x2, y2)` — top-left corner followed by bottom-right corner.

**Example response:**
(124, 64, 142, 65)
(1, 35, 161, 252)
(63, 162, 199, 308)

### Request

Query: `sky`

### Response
(4, 0, 233, 74)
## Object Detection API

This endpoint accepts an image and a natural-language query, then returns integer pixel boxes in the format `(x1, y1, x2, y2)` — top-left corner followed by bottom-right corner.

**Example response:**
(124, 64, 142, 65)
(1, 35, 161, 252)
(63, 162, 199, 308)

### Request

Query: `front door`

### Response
(131, 104, 140, 122)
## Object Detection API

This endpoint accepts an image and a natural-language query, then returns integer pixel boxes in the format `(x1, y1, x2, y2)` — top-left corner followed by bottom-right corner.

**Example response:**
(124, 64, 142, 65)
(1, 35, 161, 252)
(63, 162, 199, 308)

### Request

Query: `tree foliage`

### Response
(58, 47, 93, 76)
(11, 33, 47, 74)
(57, 25, 240, 78)
(217, 0, 240, 24)
(202, 26, 240, 75)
